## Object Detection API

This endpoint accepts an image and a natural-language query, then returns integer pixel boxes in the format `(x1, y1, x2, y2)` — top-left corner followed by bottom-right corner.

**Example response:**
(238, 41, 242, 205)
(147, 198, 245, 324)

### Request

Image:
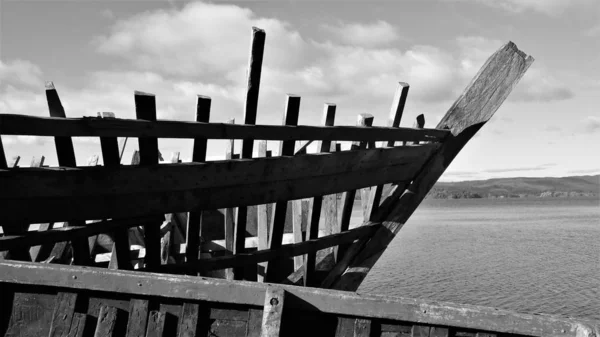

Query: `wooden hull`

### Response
(1, 261, 597, 337)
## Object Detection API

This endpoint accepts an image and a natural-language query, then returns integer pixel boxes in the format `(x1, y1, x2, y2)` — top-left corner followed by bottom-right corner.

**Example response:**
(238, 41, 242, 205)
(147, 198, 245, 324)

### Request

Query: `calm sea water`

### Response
(355, 197, 600, 321)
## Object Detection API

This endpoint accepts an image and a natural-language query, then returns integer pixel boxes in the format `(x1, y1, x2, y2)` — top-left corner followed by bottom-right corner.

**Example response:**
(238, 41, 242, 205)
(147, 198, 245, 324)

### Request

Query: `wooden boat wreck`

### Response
(0, 27, 597, 337)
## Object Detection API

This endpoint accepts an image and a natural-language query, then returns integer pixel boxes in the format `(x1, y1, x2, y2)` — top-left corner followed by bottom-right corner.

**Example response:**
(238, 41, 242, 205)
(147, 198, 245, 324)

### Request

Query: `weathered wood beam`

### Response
(224, 118, 237, 280)
(265, 94, 301, 282)
(185, 95, 211, 273)
(256, 140, 273, 282)
(260, 287, 285, 337)
(0, 114, 450, 143)
(330, 41, 535, 291)
(126, 299, 149, 337)
(45, 82, 91, 265)
(149, 221, 379, 273)
(94, 306, 118, 337)
(1, 260, 596, 337)
(0, 144, 437, 225)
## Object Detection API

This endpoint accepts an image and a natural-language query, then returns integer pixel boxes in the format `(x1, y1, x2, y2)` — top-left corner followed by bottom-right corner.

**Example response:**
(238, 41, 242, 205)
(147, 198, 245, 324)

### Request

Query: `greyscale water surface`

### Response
(354, 197, 600, 321)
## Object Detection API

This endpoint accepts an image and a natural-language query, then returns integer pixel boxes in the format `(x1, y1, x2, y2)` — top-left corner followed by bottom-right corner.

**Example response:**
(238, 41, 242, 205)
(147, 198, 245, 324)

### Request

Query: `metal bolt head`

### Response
(270, 298, 279, 306)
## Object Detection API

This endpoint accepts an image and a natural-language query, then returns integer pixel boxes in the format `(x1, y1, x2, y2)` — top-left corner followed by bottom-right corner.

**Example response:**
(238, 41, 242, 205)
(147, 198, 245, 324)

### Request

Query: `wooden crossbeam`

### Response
(0, 114, 450, 143)
(150, 221, 379, 273)
(0, 144, 437, 225)
(1, 260, 595, 337)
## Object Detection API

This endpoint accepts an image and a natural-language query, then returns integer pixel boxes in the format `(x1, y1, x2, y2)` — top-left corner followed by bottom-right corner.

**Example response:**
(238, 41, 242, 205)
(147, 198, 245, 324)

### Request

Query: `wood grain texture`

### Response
(223, 118, 238, 280)
(354, 318, 372, 337)
(256, 140, 272, 282)
(125, 299, 149, 337)
(177, 303, 199, 337)
(1, 260, 596, 337)
(94, 306, 118, 337)
(330, 41, 535, 292)
(261, 287, 285, 337)
(292, 199, 308, 271)
(144, 311, 165, 337)
(185, 95, 211, 272)
(48, 292, 77, 337)
(69, 313, 88, 337)
(0, 114, 450, 143)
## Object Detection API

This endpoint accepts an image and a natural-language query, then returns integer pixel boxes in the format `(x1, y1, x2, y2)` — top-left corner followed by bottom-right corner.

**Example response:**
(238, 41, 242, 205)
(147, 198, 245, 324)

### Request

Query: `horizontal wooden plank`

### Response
(0, 114, 450, 142)
(0, 145, 437, 224)
(151, 222, 380, 273)
(0, 261, 596, 337)
(0, 216, 162, 251)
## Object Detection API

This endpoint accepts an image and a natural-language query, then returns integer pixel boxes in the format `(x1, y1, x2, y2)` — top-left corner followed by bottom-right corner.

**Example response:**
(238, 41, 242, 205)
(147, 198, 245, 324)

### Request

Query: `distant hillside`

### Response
(428, 175, 599, 199)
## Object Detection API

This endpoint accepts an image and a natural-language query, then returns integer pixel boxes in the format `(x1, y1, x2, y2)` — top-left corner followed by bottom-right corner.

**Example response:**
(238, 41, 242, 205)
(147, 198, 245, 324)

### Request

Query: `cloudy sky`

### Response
(1, 0, 598, 181)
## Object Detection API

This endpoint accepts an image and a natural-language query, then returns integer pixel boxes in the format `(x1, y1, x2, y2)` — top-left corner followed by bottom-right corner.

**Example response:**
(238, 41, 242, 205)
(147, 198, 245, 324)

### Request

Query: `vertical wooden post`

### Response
(48, 292, 78, 337)
(96, 112, 134, 270)
(224, 118, 237, 280)
(335, 113, 374, 261)
(28, 156, 59, 262)
(177, 302, 201, 337)
(364, 83, 409, 221)
(8, 155, 20, 167)
(291, 199, 308, 271)
(186, 95, 211, 274)
(45, 82, 90, 265)
(234, 27, 266, 280)
(265, 94, 301, 283)
(134, 91, 162, 271)
(260, 287, 285, 337)
(303, 103, 336, 286)
(145, 311, 166, 337)
(256, 140, 273, 282)
(125, 299, 149, 337)
(94, 306, 118, 337)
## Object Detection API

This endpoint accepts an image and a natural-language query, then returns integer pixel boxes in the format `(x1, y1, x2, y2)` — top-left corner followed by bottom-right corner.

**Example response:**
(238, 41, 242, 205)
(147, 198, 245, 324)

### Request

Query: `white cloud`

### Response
(0, 60, 43, 87)
(448, 0, 594, 16)
(320, 21, 400, 47)
(583, 116, 600, 133)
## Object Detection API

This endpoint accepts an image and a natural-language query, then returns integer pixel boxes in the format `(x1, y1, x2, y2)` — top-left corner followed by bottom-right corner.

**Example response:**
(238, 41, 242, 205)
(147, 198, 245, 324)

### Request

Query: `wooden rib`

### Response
(70, 313, 88, 337)
(265, 94, 301, 282)
(365, 83, 409, 221)
(2, 259, 595, 337)
(45, 82, 90, 265)
(304, 103, 336, 286)
(233, 27, 266, 281)
(98, 112, 133, 270)
(177, 303, 200, 337)
(0, 144, 437, 225)
(336, 113, 374, 262)
(28, 156, 55, 262)
(145, 311, 166, 337)
(260, 287, 285, 337)
(0, 114, 450, 142)
(126, 299, 149, 337)
(256, 140, 272, 282)
(48, 292, 77, 337)
(291, 199, 308, 271)
(330, 41, 535, 291)
(152, 221, 379, 273)
(186, 95, 211, 274)
(95, 306, 118, 337)
(135, 91, 162, 271)
(222, 118, 237, 280)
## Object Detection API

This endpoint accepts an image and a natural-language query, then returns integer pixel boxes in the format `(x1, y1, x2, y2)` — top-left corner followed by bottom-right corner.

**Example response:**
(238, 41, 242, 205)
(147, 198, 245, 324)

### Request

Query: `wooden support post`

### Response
(257, 140, 273, 282)
(185, 95, 211, 275)
(336, 113, 374, 261)
(265, 94, 301, 283)
(303, 103, 336, 286)
(364, 83, 409, 221)
(9, 155, 20, 167)
(354, 319, 372, 337)
(291, 199, 308, 271)
(145, 311, 166, 337)
(260, 287, 285, 337)
(95, 306, 119, 337)
(48, 292, 78, 337)
(126, 299, 149, 337)
(70, 313, 88, 337)
(234, 27, 266, 280)
(100, 112, 134, 271)
(329, 42, 534, 291)
(178, 303, 200, 337)
(134, 91, 162, 271)
(45, 82, 91, 265)
(223, 118, 237, 280)
(412, 325, 431, 337)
